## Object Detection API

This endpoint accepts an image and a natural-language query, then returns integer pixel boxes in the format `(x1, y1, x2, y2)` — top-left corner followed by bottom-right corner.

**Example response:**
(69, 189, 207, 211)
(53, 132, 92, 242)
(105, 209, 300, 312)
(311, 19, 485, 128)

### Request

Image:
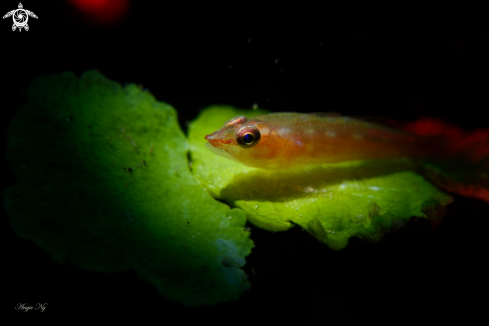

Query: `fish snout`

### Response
(205, 132, 220, 147)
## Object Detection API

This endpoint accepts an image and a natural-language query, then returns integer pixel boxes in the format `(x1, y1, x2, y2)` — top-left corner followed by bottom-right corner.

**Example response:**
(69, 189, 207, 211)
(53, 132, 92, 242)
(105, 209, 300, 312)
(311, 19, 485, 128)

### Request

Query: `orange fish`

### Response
(205, 113, 452, 170)
(205, 112, 489, 202)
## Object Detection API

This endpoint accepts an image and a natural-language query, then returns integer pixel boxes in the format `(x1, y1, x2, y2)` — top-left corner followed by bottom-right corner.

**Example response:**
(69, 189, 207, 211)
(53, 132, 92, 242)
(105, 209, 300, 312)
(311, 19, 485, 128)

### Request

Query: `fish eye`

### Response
(236, 126, 260, 148)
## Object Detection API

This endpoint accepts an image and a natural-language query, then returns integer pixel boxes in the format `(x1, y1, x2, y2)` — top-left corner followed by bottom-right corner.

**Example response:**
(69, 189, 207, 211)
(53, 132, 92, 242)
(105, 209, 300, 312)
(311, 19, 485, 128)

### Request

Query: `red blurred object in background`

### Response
(387, 116, 489, 163)
(384, 116, 462, 138)
(399, 117, 462, 138)
(69, 0, 129, 26)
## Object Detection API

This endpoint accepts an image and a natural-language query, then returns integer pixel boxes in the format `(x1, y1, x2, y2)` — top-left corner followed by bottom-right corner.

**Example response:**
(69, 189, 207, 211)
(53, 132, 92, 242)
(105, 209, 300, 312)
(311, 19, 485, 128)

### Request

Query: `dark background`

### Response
(2, 1, 488, 323)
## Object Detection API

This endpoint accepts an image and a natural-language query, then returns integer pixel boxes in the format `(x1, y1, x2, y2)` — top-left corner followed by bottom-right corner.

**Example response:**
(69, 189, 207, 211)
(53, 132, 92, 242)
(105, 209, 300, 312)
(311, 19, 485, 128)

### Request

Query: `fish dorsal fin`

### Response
(311, 113, 403, 130)
(310, 112, 342, 118)
(349, 115, 403, 129)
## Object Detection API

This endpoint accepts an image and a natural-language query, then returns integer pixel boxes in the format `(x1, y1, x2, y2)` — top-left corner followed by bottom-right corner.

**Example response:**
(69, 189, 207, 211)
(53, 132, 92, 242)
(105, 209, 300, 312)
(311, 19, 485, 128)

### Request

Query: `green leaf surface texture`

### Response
(4, 71, 253, 306)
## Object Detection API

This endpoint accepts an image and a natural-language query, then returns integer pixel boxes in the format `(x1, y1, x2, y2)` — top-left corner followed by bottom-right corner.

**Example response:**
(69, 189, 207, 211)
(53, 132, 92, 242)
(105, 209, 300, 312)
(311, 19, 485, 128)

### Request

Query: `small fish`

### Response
(205, 113, 451, 170)
(205, 112, 489, 202)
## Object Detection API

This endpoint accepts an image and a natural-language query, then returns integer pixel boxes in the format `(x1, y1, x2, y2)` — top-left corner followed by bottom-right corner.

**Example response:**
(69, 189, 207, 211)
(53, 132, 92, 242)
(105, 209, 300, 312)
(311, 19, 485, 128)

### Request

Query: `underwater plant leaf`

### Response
(188, 106, 453, 250)
(4, 71, 253, 306)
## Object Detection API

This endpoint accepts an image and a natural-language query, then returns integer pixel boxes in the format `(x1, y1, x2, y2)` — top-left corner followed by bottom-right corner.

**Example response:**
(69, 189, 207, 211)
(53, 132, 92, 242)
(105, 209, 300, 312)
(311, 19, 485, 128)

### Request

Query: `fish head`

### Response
(205, 115, 276, 168)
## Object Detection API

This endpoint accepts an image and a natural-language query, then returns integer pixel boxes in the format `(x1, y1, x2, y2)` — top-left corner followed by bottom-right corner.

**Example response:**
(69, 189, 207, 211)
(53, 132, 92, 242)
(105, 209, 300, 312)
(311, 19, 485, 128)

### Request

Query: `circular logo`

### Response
(13, 9, 28, 28)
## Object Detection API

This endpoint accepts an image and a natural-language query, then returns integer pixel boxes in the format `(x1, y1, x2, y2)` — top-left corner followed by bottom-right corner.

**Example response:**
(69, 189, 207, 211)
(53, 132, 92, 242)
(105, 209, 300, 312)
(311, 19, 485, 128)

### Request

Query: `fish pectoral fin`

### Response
(284, 159, 414, 190)
(284, 164, 352, 189)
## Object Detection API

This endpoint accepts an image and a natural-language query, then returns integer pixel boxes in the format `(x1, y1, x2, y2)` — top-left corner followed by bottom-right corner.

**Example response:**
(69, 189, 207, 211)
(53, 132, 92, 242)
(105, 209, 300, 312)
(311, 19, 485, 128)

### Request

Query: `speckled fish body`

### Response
(205, 113, 444, 170)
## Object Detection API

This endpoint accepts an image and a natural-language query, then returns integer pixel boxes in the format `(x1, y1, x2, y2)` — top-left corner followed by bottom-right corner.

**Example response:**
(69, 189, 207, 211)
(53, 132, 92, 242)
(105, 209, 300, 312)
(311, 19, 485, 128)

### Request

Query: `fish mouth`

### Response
(205, 141, 239, 163)
(204, 133, 221, 148)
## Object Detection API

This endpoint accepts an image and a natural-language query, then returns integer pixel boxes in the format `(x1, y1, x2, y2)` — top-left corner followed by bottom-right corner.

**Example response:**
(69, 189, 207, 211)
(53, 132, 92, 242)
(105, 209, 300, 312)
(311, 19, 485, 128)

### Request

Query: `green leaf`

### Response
(188, 106, 453, 250)
(4, 71, 253, 306)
